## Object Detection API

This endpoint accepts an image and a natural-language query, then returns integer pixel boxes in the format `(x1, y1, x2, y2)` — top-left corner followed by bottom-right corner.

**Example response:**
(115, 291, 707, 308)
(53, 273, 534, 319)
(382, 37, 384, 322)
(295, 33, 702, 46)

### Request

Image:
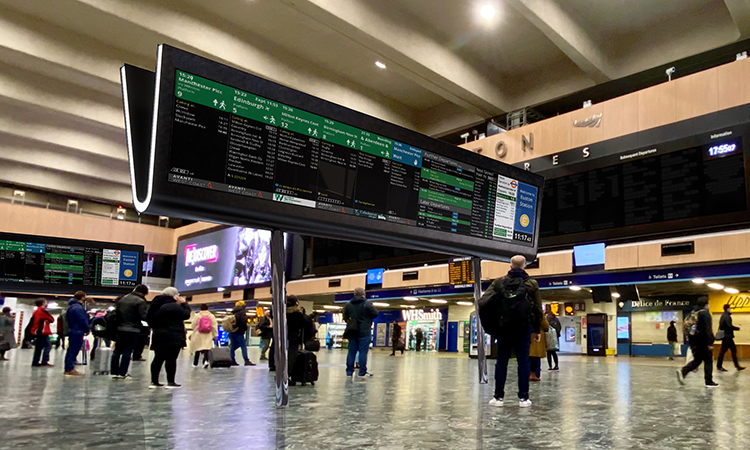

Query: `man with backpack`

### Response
(677, 297, 718, 387)
(110, 284, 149, 379)
(343, 287, 379, 378)
(480, 255, 542, 408)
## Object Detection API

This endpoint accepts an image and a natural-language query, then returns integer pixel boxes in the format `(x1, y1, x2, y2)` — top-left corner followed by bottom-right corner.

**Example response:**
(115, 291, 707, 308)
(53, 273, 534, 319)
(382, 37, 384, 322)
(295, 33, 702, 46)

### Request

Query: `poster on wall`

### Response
(616, 316, 630, 339)
(565, 327, 576, 342)
(376, 323, 387, 347)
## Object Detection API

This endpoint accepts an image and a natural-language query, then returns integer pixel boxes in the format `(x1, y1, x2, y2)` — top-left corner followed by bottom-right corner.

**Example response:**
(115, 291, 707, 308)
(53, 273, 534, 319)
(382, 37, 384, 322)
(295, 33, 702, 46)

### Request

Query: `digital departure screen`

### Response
(449, 257, 474, 287)
(0, 233, 143, 294)
(540, 139, 747, 238)
(167, 71, 538, 246)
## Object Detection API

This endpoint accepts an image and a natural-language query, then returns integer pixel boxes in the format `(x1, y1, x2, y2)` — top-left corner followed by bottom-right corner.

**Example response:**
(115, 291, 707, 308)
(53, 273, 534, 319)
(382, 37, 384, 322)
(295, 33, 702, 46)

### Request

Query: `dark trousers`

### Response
(32, 335, 51, 366)
(111, 331, 140, 376)
(132, 333, 149, 360)
(346, 336, 371, 375)
(228, 333, 249, 363)
(547, 350, 559, 368)
(288, 343, 300, 379)
(151, 347, 181, 384)
(193, 350, 209, 366)
(717, 338, 741, 369)
(682, 344, 714, 384)
(530, 356, 541, 378)
(494, 332, 531, 400)
(391, 340, 403, 355)
(65, 334, 84, 372)
(415, 338, 422, 351)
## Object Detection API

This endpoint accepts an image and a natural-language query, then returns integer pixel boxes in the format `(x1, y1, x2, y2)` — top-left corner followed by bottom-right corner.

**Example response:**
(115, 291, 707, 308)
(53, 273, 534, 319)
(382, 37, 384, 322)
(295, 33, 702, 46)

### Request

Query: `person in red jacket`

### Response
(31, 299, 55, 367)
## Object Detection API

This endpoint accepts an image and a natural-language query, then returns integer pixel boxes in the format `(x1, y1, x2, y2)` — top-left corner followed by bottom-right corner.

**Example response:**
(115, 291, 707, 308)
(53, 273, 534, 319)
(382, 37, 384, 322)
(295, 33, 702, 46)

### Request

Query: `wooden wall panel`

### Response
(638, 236, 724, 267)
(569, 104, 604, 148)
(537, 114, 571, 156)
(638, 81, 676, 131)
(383, 266, 448, 288)
(720, 231, 750, 261)
(286, 274, 366, 296)
(605, 246, 639, 270)
(718, 57, 750, 110)
(675, 68, 719, 122)
(601, 93, 639, 141)
(540, 252, 573, 275)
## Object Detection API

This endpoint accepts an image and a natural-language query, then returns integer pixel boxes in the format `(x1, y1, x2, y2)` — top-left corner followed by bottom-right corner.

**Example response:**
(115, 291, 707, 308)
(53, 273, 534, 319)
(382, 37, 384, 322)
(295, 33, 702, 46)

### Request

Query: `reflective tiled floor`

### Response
(0, 346, 747, 449)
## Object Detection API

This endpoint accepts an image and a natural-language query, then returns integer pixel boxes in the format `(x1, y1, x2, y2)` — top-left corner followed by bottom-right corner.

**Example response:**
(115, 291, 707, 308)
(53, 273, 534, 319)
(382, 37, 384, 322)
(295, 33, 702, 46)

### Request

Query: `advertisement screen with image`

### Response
(175, 227, 272, 293)
(573, 243, 605, 267)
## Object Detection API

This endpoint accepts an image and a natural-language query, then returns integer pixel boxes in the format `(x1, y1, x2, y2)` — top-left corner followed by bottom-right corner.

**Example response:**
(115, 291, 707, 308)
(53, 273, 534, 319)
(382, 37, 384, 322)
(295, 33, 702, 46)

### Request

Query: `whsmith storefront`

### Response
(616, 296, 699, 357)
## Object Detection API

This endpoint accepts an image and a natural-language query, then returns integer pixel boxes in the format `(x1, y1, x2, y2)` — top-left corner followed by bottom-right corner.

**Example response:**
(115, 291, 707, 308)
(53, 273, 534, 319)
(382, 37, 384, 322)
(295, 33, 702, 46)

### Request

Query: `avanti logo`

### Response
(185, 243, 219, 266)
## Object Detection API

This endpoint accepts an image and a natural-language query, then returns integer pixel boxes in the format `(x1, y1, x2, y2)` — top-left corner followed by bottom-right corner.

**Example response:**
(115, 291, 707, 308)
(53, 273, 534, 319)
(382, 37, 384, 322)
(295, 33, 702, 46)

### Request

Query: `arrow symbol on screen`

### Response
(213, 99, 218, 106)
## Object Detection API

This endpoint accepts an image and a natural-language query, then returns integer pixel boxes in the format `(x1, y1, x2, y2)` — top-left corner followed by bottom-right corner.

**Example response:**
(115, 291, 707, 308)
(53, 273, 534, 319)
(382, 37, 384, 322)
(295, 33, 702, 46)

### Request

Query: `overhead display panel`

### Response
(123, 45, 544, 261)
(0, 232, 143, 295)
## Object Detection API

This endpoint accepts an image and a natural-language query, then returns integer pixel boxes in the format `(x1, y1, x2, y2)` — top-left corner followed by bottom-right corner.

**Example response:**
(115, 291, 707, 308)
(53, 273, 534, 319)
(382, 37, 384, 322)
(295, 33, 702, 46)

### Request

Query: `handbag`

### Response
(343, 319, 359, 340)
(304, 338, 321, 352)
(715, 330, 725, 341)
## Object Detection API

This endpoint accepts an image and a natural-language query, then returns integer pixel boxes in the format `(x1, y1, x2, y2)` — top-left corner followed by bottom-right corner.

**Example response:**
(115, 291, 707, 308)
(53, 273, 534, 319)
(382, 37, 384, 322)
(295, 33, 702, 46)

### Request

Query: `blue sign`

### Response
(573, 243, 605, 266)
(366, 268, 384, 285)
(392, 141, 423, 168)
(514, 181, 538, 236)
(119, 250, 140, 282)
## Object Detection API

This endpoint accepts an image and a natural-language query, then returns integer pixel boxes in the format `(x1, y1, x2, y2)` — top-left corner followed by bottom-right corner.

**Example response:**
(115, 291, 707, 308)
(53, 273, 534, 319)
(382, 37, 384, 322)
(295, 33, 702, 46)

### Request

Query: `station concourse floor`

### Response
(0, 347, 747, 450)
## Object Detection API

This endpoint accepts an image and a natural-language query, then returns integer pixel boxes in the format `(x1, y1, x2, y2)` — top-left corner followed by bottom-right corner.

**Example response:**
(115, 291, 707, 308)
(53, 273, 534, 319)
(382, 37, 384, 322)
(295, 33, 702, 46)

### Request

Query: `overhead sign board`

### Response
(122, 45, 544, 261)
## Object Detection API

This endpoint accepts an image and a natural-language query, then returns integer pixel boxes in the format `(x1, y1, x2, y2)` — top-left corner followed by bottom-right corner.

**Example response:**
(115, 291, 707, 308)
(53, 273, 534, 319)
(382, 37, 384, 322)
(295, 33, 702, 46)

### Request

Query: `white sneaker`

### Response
(121, 374, 134, 380)
(192, 363, 198, 368)
(488, 398, 504, 407)
(519, 399, 532, 408)
(111, 375, 122, 380)
(203, 362, 209, 369)
(676, 369, 685, 386)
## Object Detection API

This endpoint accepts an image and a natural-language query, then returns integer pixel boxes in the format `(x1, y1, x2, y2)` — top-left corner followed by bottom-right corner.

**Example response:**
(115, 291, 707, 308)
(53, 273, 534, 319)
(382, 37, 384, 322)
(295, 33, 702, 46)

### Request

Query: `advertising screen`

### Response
(366, 268, 384, 286)
(616, 316, 630, 340)
(0, 232, 143, 295)
(574, 243, 605, 267)
(175, 227, 272, 293)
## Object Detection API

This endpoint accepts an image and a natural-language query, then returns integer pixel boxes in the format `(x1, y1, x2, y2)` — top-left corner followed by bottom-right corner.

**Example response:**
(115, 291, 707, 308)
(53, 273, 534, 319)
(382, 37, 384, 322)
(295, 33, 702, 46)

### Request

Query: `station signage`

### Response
(401, 308, 443, 322)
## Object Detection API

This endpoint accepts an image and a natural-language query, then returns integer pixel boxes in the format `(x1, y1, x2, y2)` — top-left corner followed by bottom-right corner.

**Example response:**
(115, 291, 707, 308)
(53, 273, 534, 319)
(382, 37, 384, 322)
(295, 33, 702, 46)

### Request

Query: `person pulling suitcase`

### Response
(286, 295, 315, 386)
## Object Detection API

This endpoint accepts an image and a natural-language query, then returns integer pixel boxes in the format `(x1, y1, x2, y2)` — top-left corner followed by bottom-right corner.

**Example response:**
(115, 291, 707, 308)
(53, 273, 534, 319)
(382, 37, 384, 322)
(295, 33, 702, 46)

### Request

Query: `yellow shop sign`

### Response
(709, 292, 750, 313)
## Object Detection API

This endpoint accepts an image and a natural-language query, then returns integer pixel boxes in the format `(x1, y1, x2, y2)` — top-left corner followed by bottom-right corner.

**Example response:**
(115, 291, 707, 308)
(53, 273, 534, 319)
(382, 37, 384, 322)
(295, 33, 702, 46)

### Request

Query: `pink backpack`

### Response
(197, 315, 213, 333)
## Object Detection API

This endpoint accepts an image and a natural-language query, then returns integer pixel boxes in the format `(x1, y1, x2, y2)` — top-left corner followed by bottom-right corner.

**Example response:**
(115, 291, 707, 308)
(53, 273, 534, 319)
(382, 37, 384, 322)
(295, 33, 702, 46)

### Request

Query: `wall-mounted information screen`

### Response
(0, 232, 143, 295)
(449, 257, 474, 287)
(168, 70, 538, 246)
(122, 45, 544, 262)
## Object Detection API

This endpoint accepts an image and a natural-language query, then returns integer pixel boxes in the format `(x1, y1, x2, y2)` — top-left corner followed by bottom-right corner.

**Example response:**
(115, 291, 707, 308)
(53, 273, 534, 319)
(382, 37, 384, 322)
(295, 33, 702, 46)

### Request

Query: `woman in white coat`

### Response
(190, 304, 218, 368)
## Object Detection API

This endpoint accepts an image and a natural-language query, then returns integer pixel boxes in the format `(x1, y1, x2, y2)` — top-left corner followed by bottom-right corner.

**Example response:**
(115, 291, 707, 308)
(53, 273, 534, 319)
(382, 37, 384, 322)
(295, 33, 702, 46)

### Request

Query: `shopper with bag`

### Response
(190, 304, 217, 368)
(546, 326, 560, 371)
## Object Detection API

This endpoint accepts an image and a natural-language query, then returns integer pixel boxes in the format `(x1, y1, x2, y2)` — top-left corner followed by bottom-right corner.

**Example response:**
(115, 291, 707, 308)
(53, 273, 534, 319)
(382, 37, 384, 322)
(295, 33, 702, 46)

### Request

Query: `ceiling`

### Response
(0, 0, 748, 206)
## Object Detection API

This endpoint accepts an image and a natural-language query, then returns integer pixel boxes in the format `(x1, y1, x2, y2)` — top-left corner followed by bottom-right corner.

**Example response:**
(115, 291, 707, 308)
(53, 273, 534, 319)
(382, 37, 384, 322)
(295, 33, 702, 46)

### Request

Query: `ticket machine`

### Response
(586, 313, 608, 356)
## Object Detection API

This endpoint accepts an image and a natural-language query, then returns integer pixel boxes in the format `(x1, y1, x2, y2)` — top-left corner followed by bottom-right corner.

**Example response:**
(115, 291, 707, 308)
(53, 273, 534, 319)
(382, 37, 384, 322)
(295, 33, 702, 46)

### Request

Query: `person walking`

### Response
(286, 295, 312, 386)
(415, 328, 423, 352)
(390, 323, 403, 356)
(717, 304, 745, 372)
(31, 299, 55, 367)
(190, 304, 217, 368)
(677, 297, 718, 387)
(667, 320, 679, 360)
(111, 285, 149, 379)
(0, 307, 17, 361)
(148, 287, 191, 389)
(63, 292, 90, 376)
(546, 324, 560, 371)
(228, 301, 255, 366)
(483, 255, 542, 408)
(343, 287, 379, 378)
(256, 310, 273, 361)
(529, 315, 549, 381)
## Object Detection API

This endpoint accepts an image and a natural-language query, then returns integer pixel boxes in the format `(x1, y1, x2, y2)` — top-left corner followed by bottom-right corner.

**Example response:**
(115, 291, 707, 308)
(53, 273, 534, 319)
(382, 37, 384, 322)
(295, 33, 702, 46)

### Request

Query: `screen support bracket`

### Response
(271, 229, 289, 408)
(472, 257, 488, 384)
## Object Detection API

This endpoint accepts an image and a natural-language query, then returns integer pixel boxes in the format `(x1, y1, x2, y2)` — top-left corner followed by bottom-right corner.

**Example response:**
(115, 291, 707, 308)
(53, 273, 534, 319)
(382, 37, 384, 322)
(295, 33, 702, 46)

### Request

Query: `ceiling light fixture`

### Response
(707, 283, 724, 290)
(217, 287, 225, 292)
(456, 301, 474, 306)
(258, 301, 272, 305)
(401, 305, 416, 309)
(324, 305, 342, 309)
(569, 285, 582, 291)
(375, 61, 387, 69)
(611, 293, 621, 299)
(403, 296, 419, 301)
(429, 299, 448, 304)
(479, 4, 496, 20)
(724, 287, 739, 294)
(692, 278, 705, 284)
(373, 302, 389, 307)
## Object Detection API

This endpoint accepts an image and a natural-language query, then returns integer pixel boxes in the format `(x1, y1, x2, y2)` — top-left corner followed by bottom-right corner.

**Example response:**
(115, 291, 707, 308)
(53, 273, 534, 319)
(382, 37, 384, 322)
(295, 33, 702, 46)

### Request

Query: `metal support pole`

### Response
(472, 257, 488, 384)
(271, 229, 289, 408)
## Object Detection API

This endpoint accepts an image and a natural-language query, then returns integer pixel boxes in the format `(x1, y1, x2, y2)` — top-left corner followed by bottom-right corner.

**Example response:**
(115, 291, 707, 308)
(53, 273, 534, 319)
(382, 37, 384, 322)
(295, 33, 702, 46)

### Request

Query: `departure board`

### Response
(0, 233, 143, 294)
(540, 139, 747, 238)
(449, 257, 474, 287)
(167, 70, 539, 246)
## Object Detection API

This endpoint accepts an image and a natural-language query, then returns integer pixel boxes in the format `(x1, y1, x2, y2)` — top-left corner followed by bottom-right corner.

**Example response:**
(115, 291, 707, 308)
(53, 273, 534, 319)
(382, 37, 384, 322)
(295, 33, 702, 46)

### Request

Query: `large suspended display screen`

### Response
(168, 70, 538, 245)
(0, 232, 143, 295)
(122, 45, 544, 261)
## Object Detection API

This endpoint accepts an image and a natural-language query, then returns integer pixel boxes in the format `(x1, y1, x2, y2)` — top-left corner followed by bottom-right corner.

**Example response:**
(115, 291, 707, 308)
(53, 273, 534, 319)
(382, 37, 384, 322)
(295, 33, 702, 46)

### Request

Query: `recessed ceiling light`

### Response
(373, 302, 389, 307)
(724, 287, 739, 294)
(324, 305, 342, 309)
(217, 287, 225, 292)
(479, 4, 496, 20)
(611, 293, 621, 299)
(375, 61, 387, 69)
(457, 301, 474, 306)
(258, 301, 272, 305)
(707, 283, 724, 290)
(403, 297, 419, 301)
(429, 299, 448, 304)
(569, 285, 582, 291)
(692, 278, 705, 284)
(401, 305, 416, 308)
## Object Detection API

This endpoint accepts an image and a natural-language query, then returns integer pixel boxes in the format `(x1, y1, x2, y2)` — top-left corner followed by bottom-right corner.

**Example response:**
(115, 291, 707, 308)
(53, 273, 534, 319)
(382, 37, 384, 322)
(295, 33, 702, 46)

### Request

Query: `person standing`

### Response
(667, 320, 679, 361)
(190, 304, 217, 368)
(31, 299, 55, 367)
(228, 301, 255, 366)
(286, 295, 312, 386)
(529, 316, 549, 381)
(256, 310, 273, 361)
(343, 287, 379, 378)
(483, 255, 542, 408)
(148, 287, 191, 389)
(677, 297, 718, 387)
(546, 324, 559, 371)
(415, 328, 423, 352)
(0, 307, 17, 361)
(717, 304, 745, 372)
(546, 306, 562, 345)
(111, 285, 149, 379)
(390, 323, 403, 356)
(64, 291, 90, 376)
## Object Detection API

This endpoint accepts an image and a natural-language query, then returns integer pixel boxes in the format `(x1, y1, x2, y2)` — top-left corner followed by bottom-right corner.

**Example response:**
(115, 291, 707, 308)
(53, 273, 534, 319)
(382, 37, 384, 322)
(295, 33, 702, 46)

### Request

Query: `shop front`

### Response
(402, 308, 444, 352)
(617, 296, 698, 357)
(709, 292, 750, 358)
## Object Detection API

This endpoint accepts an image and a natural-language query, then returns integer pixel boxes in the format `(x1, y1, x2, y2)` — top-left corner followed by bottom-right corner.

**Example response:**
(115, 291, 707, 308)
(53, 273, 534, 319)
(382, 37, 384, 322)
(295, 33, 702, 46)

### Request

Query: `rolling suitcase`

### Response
(292, 350, 319, 386)
(92, 339, 112, 375)
(208, 347, 233, 368)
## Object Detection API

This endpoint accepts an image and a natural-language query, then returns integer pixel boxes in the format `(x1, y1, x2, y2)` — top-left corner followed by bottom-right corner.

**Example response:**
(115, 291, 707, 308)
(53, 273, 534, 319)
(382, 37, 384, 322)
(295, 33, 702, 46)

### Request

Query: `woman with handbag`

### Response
(0, 307, 16, 360)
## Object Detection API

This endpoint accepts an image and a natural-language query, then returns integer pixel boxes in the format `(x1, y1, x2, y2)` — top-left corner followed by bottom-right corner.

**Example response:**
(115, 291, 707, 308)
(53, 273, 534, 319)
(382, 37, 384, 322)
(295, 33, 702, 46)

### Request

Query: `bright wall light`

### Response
(479, 4, 496, 20)
(401, 305, 416, 308)
(611, 293, 621, 299)
(258, 301, 272, 305)
(373, 302, 389, 307)
(724, 287, 739, 294)
(708, 283, 724, 290)
(403, 297, 419, 301)
(324, 305, 342, 309)
(457, 301, 474, 306)
(429, 299, 448, 304)
(375, 61, 387, 69)
(692, 278, 705, 284)
(569, 285, 582, 291)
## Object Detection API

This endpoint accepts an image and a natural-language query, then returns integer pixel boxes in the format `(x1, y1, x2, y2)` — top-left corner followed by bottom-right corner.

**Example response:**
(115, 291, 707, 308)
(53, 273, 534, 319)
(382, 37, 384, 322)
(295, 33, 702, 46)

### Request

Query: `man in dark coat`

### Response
(390, 323, 403, 356)
(678, 297, 718, 387)
(343, 287, 378, 377)
(717, 304, 745, 372)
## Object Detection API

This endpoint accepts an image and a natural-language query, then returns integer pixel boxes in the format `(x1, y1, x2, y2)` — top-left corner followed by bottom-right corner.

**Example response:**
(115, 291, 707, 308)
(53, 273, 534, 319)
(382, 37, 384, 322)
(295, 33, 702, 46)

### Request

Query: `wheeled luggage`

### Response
(92, 339, 112, 375)
(291, 350, 319, 386)
(208, 347, 233, 368)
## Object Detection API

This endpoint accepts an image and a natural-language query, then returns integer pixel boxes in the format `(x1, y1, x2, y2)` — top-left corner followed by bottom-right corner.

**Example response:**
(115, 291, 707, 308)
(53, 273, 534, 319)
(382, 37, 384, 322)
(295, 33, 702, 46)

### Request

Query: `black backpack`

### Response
(479, 277, 532, 336)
